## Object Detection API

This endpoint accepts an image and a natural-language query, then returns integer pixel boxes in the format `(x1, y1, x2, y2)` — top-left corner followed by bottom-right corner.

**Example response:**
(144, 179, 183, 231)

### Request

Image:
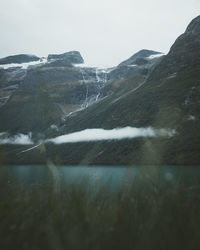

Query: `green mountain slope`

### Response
(39, 15, 200, 166)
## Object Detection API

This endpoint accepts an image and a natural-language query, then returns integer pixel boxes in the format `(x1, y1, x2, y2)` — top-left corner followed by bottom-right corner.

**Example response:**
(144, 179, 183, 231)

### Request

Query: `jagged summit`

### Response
(0, 54, 40, 65)
(124, 49, 162, 60)
(0, 51, 84, 68)
(47, 51, 84, 65)
(170, 15, 200, 55)
(118, 49, 163, 67)
(106, 49, 164, 81)
(149, 15, 200, 81)
(185, 15, 200, 34)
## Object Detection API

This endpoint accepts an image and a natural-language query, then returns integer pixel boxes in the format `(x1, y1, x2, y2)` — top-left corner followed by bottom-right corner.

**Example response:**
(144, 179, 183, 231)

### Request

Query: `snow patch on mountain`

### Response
(187, 115, 196, 121)
(0, 58, 47, 70)
(147, 53, 164, 59)
(127, 64, 137, 67)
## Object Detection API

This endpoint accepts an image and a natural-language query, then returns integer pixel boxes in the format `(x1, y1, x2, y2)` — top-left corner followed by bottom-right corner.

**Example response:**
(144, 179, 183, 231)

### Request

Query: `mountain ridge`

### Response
(0, 49, 161, 133)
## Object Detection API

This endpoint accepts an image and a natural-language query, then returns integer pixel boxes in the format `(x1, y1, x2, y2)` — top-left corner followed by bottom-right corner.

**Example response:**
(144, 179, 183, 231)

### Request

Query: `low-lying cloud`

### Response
(0, 127, 175, 146)
(0, 133, 33, 145)
(47, 127, 175, 144)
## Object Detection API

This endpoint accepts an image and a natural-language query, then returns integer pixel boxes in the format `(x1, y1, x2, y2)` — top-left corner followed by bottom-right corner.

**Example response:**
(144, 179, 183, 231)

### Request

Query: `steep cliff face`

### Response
(0, 67, 26, 107)
(108, 49, 164, 81)
(47, 51, 84, 65)
(149, 15, 200, 81)
(0, 54, 40, 65)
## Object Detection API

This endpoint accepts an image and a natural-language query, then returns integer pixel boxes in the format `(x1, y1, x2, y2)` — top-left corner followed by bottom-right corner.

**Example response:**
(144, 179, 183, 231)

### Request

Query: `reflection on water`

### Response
(8, 165, 138, 191)
(5, 165, 200, 191)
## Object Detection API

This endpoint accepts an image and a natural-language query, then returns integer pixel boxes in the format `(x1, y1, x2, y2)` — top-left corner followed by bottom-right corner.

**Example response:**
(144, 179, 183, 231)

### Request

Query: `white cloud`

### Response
(0, 133, 33, 145)
(47, 127, 175, 144)
(0, 127, 175, 146)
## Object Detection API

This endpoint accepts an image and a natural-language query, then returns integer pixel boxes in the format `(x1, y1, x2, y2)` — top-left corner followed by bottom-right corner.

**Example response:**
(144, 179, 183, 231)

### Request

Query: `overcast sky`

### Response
(0, 0, 199, 67)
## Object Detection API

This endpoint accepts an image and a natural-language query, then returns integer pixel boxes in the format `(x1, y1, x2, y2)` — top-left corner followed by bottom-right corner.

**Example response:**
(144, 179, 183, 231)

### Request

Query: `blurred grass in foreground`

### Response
(0, 165, 200, 250)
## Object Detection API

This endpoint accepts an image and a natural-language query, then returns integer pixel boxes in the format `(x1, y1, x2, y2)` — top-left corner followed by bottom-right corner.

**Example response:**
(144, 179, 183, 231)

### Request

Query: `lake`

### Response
(2, 165, 200, 191)
(1, 165, 200, 250)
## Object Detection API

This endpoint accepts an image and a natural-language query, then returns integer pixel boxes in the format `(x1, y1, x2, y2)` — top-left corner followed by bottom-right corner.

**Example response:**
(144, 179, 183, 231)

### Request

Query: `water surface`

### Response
(3, 165, 200, 191)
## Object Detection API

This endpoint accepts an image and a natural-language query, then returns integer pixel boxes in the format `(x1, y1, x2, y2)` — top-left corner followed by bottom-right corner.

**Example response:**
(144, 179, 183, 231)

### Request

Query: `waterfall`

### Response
(80, 69, 89, 108)
(95, 68, 100, 83)
(64, 66, 110, 119)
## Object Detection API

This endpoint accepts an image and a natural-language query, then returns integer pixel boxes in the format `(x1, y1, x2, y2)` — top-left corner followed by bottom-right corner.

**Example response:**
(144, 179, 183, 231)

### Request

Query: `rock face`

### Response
(109, 50, 164, 81)
(0, 54, 40, 65)
(0, 67, 27, 107)
(46, 51, 84, 67)
(149, 15, 200, 81)
(118, 49, 163, 67)
(47, 51, 84, 64)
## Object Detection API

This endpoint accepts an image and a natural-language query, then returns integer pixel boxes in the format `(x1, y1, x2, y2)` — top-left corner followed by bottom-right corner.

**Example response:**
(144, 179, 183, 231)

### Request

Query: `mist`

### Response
(0, 127, 175, 146)
(48, 127, 175, 144)
(0, 133, 33, 145)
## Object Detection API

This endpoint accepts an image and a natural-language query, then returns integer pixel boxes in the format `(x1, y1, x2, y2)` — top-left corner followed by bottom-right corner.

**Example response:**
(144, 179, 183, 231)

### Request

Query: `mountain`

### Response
(118, 49, 163, 66)
(108, 49, 164, 81)
(41, 15, 200, 166)
(0, 49, 161, 134)
(0, 16, 200, 166)
(0, 54, 40, 65)
(47, 51, 84, 65)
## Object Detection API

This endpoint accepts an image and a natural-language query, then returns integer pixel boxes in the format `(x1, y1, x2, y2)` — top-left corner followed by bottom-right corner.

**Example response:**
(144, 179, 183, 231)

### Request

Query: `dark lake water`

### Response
(2, 165, 200, 191)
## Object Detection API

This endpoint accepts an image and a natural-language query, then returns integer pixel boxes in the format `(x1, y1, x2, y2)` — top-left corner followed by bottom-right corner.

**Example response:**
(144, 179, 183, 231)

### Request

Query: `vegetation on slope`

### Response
(0, 165, 200, 250)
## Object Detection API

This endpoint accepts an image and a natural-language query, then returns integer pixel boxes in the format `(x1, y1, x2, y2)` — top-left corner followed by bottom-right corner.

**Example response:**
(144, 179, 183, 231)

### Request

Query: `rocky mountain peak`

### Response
(185, 15, 200, 35)
(0, 54, 40, 65)
(129, 49, 161, 59)
(108, 49, 164, 81)
(169, 15, 200, 55)
(47, 51, 84, 65)
(149, 15, 200, 81)
(118, 49, 163, 67)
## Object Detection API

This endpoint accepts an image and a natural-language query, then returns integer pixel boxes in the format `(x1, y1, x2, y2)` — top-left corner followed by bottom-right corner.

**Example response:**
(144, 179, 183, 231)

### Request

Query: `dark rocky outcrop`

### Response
(149, 15, 200, 81)
(118, 49, 163, 67)
(108, 50, 164, 81)
(0, 54, 40, 65)
(47, 51, 84, 66)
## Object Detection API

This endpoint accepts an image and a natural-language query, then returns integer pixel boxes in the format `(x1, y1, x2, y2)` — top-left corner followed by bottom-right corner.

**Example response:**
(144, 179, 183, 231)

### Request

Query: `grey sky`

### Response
(0, 0, 200, 67)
